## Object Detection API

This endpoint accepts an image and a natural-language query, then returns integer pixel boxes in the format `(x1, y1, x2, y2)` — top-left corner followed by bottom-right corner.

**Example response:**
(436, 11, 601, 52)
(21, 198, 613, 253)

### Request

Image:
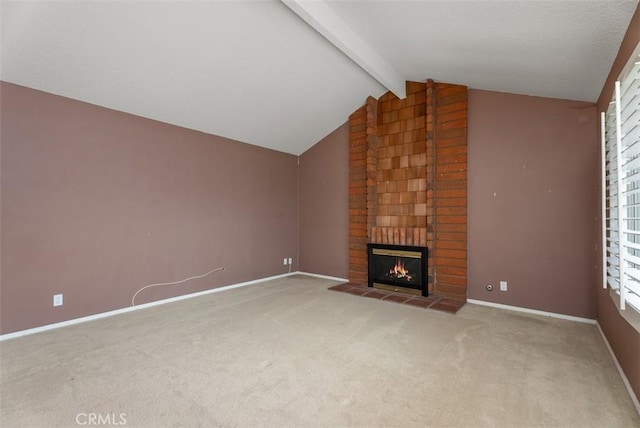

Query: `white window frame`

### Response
(602, 42, 640, 314)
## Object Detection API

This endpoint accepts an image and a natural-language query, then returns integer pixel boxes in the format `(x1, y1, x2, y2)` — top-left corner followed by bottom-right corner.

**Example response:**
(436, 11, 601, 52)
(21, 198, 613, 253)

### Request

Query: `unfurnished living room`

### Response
(1, 1, 640, 427)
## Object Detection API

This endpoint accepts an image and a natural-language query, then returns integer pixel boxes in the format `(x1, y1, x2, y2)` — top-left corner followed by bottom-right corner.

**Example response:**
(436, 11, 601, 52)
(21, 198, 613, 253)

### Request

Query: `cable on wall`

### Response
(131, 267, 225, 306)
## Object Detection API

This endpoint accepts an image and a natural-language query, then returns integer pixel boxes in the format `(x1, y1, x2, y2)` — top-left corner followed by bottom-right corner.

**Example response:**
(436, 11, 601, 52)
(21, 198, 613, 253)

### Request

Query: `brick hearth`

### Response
(327, 282, 465, 314)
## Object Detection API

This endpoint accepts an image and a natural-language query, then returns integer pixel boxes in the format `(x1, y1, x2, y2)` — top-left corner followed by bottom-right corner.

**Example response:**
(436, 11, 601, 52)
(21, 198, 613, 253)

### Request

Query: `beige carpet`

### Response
(1, 274, 638, 427)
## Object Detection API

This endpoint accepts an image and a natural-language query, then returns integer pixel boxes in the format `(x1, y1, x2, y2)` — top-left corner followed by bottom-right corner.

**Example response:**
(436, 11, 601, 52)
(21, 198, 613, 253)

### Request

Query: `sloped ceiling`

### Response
(2, 0, 638, 155)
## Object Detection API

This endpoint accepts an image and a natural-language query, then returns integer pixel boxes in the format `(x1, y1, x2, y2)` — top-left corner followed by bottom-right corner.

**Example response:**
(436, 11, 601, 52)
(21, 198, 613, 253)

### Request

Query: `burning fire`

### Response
(388, 258, 412, 281)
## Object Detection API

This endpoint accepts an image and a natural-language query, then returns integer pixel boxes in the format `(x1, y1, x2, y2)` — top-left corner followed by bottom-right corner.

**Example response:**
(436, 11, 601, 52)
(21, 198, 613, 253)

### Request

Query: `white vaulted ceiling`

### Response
(2, 0, 638, 155)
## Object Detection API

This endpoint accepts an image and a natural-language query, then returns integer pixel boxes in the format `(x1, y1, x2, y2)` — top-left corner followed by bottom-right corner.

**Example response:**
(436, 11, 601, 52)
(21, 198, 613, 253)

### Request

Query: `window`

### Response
(603, 43, 640, 313)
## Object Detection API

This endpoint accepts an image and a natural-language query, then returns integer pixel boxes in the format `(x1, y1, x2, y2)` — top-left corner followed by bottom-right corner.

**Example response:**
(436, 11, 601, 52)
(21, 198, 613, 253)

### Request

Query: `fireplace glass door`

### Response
(367, 244, 427, 297)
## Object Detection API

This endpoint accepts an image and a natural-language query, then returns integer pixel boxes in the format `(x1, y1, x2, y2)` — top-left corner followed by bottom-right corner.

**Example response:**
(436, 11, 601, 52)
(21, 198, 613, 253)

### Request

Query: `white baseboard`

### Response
(596, 322, 640, 416)
(0, 272, 298, 342)
(295, 271, 348, 283)
(467, 299, 597, 324)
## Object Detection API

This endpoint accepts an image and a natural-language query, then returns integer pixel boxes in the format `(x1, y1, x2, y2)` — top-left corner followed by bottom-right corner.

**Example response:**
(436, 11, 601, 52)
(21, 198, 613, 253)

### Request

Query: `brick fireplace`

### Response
(348, 80, 467, 301)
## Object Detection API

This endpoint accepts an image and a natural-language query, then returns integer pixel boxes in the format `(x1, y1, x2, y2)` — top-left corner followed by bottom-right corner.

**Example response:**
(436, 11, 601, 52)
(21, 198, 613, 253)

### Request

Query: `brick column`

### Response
(434, 83, 468, 301)
(348, 81, 467, 301)
(426, 80, 436, 293)
(366, 96, 378, 244)
(349, 97, 377, 285)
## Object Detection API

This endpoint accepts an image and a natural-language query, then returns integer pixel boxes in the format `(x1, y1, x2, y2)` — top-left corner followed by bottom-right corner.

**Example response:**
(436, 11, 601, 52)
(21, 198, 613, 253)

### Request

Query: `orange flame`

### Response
(389, 258, 412, 281)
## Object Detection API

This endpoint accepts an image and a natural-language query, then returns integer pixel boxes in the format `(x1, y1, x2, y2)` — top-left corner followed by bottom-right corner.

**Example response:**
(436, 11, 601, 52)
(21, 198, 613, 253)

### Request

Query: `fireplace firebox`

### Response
(367, 243, 428, 297)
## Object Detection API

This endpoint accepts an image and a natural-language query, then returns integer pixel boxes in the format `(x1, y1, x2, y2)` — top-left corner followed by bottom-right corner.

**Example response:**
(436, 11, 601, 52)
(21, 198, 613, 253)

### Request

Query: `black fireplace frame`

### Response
(367, 243, 428, 297)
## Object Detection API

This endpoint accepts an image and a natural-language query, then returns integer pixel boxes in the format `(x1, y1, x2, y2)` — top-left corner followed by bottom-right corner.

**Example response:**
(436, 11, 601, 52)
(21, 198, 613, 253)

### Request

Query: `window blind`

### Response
(603, 53, 640, 312)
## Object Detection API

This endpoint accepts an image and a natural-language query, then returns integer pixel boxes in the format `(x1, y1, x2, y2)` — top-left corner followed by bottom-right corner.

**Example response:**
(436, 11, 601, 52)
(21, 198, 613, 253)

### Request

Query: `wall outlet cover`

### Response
(53, 294, 63, 306)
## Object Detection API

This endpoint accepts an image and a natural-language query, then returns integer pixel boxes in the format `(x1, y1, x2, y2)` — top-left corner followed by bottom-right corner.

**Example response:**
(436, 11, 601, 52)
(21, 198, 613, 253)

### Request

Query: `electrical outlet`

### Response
(288, 257, 292, 265)
(283, 258, 287, 265)
(500, 281, 508, 291)
(53, 294, 63, 307)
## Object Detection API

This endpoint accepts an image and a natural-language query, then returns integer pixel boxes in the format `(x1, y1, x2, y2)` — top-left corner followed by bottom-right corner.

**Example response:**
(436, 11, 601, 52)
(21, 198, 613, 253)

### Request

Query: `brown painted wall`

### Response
(598, 292, 640, 401)
(596, 2, 640, 402)
(467, 89, 598, 318)
(298, 122, 349, 279)
(1, 82, 298, 334)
